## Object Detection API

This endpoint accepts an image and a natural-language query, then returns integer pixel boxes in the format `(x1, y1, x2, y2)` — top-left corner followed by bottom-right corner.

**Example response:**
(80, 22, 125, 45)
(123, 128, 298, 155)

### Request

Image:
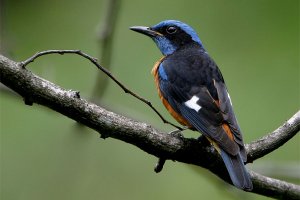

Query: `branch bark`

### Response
(19, 49, 182, 130)
(246, 111, 300, 163)
(0, 53, 299, 199)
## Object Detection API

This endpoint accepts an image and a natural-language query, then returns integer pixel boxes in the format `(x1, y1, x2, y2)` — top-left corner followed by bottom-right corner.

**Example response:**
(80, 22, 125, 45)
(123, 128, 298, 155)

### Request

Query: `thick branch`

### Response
(250, 171, 300, 199)
(0, 54, 299, 199)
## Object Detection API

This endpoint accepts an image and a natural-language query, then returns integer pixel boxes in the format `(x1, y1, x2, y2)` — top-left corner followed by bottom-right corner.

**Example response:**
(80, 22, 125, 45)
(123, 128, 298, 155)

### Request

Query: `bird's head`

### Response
(130, 20, 203, 56)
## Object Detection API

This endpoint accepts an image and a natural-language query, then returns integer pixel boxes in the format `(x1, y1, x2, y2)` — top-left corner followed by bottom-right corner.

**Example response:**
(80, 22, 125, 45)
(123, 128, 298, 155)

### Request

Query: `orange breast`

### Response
(152, 57, 192, 128)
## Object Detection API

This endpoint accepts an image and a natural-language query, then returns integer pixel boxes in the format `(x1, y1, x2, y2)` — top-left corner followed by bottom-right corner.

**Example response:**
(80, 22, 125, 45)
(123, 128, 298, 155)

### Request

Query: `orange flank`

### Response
(161, 96, 192, 127)
(152, 57, 192, 128)
(222, 123, 234, 141)
(215, 100, 234, 141)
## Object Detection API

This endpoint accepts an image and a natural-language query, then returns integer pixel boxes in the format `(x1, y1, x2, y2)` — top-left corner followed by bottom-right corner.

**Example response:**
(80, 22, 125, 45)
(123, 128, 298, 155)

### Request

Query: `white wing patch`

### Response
(227, 92, 233, 106)
(184, 96, 201, 112)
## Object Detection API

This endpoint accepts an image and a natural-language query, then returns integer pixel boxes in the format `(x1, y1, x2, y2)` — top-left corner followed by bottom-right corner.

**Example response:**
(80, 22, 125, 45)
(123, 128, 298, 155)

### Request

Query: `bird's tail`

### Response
(220, 149, 253, 191)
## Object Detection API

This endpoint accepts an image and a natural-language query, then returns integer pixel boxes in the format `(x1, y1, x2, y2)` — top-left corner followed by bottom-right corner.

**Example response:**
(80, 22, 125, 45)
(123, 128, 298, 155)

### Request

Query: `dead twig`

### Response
(20, 49, 183, 130)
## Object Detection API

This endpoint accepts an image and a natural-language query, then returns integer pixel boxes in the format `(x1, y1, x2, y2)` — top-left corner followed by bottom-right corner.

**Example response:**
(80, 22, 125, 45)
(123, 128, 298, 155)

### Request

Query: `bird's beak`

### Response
(130, 26, 162, 37)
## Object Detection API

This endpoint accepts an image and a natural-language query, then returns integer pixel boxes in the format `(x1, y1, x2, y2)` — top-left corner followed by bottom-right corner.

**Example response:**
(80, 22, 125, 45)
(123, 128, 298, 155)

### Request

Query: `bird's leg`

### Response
(197, 135, 211, 145)
(168, 126, 188, 138)
(154, 126, 188, 173)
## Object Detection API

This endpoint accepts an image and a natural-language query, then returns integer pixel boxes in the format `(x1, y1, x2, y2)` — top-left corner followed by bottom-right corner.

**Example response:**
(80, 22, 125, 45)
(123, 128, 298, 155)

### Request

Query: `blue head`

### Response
(130, 20, 204, 55)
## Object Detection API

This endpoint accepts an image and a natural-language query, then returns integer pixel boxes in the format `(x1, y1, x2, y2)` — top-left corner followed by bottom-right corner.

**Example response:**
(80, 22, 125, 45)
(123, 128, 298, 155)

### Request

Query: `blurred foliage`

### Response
(0, 0, 299, 200)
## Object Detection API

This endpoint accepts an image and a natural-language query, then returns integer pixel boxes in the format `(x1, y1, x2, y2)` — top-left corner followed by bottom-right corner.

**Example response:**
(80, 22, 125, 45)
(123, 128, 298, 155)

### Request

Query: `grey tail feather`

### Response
(220, 149, 253, 191)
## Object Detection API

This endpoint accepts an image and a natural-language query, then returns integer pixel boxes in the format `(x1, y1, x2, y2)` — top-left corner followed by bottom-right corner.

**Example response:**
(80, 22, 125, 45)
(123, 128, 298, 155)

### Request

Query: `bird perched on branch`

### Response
(130, 20, 252, 191)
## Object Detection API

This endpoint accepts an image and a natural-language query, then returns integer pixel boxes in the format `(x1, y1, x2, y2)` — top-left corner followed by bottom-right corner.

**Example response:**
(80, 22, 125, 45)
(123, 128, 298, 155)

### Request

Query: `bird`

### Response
(130, 20, 252, 191)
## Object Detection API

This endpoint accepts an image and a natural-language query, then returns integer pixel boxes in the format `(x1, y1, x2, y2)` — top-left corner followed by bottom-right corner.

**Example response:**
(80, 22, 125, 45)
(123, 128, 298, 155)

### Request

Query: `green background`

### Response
(1, 0, 299, 199)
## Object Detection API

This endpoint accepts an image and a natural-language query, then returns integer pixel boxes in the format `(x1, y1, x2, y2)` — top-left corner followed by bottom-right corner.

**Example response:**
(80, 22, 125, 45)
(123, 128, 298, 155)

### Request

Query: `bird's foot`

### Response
(168, 126, 188, 138)
(154, 127, 188, 173)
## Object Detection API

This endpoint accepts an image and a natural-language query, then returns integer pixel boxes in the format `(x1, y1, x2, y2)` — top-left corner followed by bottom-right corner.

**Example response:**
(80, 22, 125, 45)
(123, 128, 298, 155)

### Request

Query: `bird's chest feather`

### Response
(151, 56, 165, 95)
(152, 56, 192, 127)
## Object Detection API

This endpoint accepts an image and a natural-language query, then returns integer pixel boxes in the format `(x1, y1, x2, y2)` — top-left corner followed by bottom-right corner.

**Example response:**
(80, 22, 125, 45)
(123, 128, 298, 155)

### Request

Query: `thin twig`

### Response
(154, 158, 166, 173)
(20, 50, 182, 130)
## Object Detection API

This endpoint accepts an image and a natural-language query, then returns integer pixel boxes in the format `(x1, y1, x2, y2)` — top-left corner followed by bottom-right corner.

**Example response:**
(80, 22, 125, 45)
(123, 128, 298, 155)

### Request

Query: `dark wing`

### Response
(214, 80, 247, 161)
(159, 47, 245, 158)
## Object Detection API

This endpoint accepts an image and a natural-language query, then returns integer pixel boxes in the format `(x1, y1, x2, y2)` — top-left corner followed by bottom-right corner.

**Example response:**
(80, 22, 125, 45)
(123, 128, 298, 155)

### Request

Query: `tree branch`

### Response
(20, 49, 182, 130)
(250, 171, 300, 199)
(246, 111, 300, 163)
(0, 53, 299, 199)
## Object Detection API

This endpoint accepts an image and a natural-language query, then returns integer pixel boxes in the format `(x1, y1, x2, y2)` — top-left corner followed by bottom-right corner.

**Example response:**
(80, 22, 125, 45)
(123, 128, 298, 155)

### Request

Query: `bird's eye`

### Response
(166, 26, 177, 34)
